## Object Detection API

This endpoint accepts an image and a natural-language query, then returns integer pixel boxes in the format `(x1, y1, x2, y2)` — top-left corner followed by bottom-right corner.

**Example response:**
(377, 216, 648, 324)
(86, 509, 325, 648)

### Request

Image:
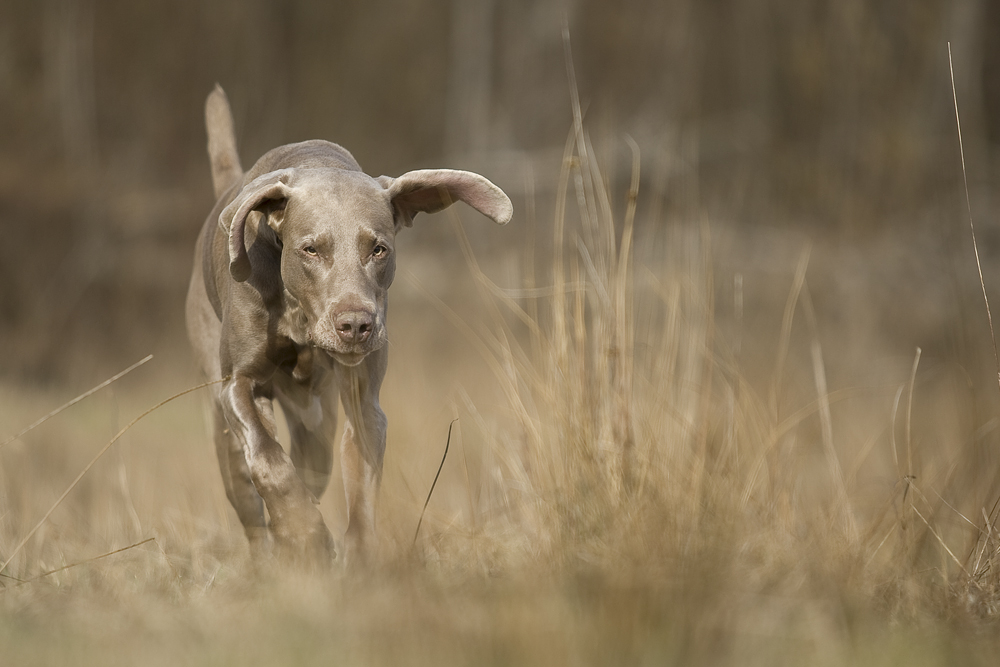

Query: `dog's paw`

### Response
(340, 524, 381, 571)
(269, 503, 336, 569)
(246, 526, 275, 559)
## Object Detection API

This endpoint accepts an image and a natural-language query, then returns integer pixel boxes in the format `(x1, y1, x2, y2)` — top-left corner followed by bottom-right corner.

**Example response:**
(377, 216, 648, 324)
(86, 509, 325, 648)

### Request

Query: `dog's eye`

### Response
(372, 244, 388, 258)
(303, 245, 317, 256)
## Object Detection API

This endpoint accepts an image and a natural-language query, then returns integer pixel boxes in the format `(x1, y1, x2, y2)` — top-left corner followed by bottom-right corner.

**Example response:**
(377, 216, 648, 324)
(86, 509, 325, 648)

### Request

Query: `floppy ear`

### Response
(219, 169, 294, 281)
(377, 169, 512, 230)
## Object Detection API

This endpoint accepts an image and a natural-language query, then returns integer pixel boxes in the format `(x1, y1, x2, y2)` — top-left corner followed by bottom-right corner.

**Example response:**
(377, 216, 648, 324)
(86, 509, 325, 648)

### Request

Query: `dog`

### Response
(185, 85, 511, 565)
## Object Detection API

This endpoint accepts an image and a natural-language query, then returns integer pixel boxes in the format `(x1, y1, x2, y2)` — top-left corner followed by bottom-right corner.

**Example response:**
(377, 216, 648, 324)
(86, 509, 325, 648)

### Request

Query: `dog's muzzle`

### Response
(309, 307, 385, 366)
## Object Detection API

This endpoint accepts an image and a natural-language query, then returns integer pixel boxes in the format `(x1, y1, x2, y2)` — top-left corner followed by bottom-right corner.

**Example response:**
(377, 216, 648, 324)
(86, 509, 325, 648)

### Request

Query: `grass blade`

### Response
(1, 354, 153, 451)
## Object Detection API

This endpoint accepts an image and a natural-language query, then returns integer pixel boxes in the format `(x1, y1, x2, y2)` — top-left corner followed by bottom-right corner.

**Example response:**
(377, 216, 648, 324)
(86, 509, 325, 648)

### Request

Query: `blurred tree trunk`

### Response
(40, 0, 107, 377)
(244, 0, 292, 154)
(446, 0, 495, 156)
(980, 0, 1000, 180)
(949, 0, 986, 178)
(44, 0, 98, 172)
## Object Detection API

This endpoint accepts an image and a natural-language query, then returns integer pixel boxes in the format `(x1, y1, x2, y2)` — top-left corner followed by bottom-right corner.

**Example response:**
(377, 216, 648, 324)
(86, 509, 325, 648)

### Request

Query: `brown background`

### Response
(2, 0, 1000, 384)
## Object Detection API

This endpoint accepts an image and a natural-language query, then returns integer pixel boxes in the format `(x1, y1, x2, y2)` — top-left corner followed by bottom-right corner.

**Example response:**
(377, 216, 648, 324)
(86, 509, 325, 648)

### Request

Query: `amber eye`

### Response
(303, 245, 317, 256)
(373, 244, 388, 258)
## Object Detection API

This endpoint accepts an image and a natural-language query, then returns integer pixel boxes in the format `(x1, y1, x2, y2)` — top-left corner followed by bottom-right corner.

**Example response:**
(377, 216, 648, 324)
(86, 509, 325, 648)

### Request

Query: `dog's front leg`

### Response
(337, 349, 388, 566)
(222, 375, 334, 564)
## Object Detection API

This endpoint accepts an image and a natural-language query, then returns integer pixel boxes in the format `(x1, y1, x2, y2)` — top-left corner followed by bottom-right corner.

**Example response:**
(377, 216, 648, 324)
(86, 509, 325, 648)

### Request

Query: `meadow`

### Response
(4, 115, 1000, 665)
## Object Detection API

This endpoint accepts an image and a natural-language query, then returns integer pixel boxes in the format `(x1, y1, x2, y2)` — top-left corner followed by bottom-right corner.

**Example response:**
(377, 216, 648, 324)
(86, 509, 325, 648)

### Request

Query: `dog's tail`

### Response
(205, 84, 243, 199)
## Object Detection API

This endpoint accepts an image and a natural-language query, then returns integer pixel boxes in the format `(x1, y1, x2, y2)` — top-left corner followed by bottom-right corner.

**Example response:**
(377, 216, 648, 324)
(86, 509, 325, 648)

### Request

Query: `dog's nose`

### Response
(334, 310, 374, 343)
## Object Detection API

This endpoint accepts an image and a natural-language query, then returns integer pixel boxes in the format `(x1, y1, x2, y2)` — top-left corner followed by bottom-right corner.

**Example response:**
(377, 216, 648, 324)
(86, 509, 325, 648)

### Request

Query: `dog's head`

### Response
(219, 166, 512, 366)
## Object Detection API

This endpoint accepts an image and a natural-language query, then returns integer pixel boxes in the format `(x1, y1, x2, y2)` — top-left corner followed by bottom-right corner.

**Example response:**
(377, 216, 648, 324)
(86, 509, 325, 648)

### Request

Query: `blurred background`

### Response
(1, 0, 999, 388)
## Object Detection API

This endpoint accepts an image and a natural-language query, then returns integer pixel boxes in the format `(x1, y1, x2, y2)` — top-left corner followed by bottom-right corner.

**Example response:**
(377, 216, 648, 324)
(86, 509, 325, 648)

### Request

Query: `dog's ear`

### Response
(219, 169, 294, 281)
(377, 169, 512, 230)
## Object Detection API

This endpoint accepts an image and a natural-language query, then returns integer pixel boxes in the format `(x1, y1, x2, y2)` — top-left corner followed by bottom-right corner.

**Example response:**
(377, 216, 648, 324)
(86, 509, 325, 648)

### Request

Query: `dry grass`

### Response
(4, 124, 1000, 665)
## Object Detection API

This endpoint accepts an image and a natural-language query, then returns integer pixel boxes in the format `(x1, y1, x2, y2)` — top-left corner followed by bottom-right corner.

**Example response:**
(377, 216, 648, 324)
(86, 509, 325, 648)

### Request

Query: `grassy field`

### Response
(4, 126, 1000, 665)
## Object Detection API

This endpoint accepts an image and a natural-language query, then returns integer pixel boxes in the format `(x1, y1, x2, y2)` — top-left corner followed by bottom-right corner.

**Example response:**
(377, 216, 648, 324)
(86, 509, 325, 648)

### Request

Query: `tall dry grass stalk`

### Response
(950, 41, 1000, 615)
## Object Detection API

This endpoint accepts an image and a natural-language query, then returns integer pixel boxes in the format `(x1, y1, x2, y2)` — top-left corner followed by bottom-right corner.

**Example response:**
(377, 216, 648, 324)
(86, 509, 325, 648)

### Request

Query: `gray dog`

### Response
(186, 86, 512, 565)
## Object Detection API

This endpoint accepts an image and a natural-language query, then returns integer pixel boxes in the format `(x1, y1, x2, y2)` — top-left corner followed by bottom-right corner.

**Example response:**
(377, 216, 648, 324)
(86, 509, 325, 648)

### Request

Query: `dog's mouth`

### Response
(309, 329, 386, 367)
(328, 349, 370, 367)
